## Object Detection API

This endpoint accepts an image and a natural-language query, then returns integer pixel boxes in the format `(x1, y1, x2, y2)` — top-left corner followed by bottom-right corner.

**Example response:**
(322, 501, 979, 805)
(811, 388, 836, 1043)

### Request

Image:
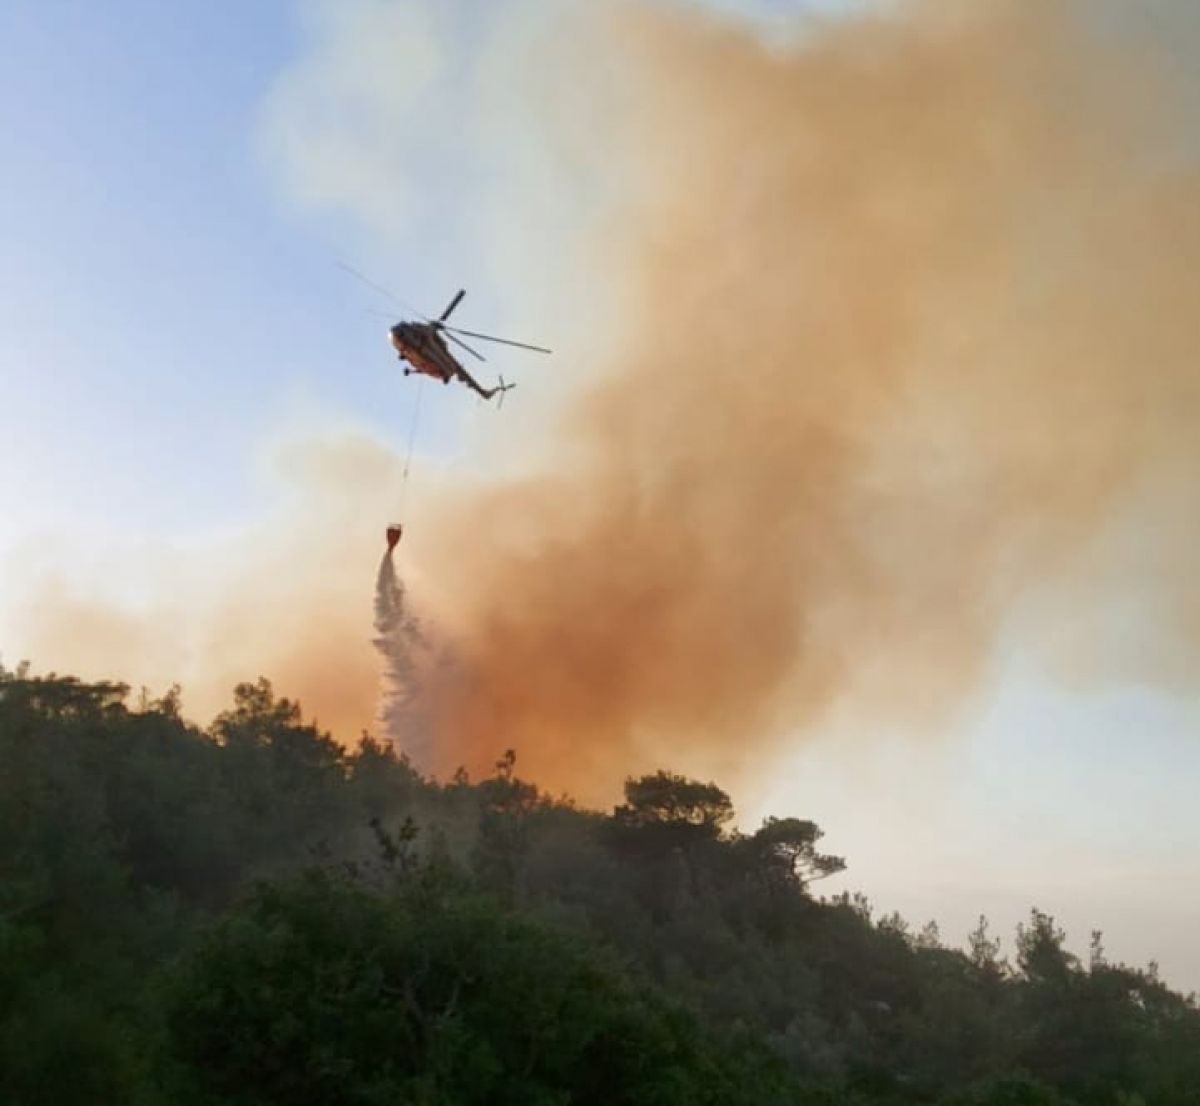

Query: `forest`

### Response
(2, 665, 1198, 1105)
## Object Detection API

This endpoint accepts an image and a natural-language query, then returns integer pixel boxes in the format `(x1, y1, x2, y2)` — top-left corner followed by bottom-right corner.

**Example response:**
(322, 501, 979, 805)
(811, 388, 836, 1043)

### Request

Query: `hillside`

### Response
(2, 666, 1197, 1104)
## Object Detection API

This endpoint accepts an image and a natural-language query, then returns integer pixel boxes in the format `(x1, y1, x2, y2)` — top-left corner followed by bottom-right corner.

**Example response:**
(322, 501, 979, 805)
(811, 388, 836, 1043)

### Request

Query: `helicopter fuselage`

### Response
(389, 322, 460, 383)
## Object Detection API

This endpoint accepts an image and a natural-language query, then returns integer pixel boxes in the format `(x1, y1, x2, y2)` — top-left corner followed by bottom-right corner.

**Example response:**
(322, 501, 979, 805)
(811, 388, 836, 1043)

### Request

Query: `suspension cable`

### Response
(399, 376, 426, 512)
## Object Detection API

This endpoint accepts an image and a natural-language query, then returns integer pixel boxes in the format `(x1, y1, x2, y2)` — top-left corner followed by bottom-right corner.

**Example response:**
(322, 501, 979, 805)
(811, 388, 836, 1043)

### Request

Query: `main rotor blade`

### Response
(445, 331, 486, 362)
(336, 262, 434, 321)
(337, 262, 402, 306)
(441, 325, 551, 354)
(439, 289, 466, 322)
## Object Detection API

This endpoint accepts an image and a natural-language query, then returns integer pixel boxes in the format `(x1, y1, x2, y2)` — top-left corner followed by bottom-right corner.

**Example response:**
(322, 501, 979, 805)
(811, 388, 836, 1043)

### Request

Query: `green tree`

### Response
(160, 870, 803, 1106)
(212, 679, 348, 867)
(614, 771, 734, 838)
(748, 817, 845, 892)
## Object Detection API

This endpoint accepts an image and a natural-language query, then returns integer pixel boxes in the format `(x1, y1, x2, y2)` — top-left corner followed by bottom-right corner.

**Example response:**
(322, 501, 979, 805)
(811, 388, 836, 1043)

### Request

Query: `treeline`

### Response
(1, 666, 1198, 1104)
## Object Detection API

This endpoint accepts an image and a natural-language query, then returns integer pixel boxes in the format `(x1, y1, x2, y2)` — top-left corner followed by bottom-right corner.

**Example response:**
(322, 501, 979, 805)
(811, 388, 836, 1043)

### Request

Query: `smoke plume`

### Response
(404, 0, 1200, 793)
(9, 1, 1200, 806)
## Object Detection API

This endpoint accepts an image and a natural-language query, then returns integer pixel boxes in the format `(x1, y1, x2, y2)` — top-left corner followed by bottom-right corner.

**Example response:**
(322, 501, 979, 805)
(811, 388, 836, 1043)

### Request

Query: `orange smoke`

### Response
(415, 1, 1200, 797)
(9, 2, 1200, 807)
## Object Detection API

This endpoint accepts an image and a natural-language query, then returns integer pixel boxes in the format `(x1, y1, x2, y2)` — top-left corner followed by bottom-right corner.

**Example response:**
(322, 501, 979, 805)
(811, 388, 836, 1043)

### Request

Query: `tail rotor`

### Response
(494, 376, 516, 409)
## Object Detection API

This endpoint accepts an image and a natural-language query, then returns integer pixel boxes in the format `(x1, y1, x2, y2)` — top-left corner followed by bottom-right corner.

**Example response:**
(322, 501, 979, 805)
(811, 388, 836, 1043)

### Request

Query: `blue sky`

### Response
(1, 0, 1198, 991)
(2, 4, 284, 523)
(0, 2, 427, 543)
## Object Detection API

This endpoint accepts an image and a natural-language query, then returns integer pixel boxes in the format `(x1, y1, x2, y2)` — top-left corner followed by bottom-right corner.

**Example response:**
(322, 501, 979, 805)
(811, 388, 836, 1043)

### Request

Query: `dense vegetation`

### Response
(2, 666, 1197, 1104)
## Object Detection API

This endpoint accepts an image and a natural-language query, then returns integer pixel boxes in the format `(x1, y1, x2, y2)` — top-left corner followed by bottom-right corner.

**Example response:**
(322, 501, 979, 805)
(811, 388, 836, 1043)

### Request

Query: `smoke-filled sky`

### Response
(3, 0, 1200, 989)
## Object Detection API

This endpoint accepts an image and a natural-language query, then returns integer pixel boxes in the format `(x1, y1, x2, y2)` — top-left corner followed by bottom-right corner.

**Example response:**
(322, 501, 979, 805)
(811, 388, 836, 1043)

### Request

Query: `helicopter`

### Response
(388, 288, 551, 403)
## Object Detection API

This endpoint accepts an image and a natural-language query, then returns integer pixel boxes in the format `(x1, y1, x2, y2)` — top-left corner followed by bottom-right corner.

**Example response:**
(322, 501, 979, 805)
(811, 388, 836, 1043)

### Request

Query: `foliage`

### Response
(1, 666, 1198, 1104)
(162, 869, 801, 1106)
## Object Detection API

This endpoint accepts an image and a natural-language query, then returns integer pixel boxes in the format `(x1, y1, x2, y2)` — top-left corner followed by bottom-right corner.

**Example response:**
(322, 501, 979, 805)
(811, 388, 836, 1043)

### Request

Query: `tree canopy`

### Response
(1, 666, 1197, 1105)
